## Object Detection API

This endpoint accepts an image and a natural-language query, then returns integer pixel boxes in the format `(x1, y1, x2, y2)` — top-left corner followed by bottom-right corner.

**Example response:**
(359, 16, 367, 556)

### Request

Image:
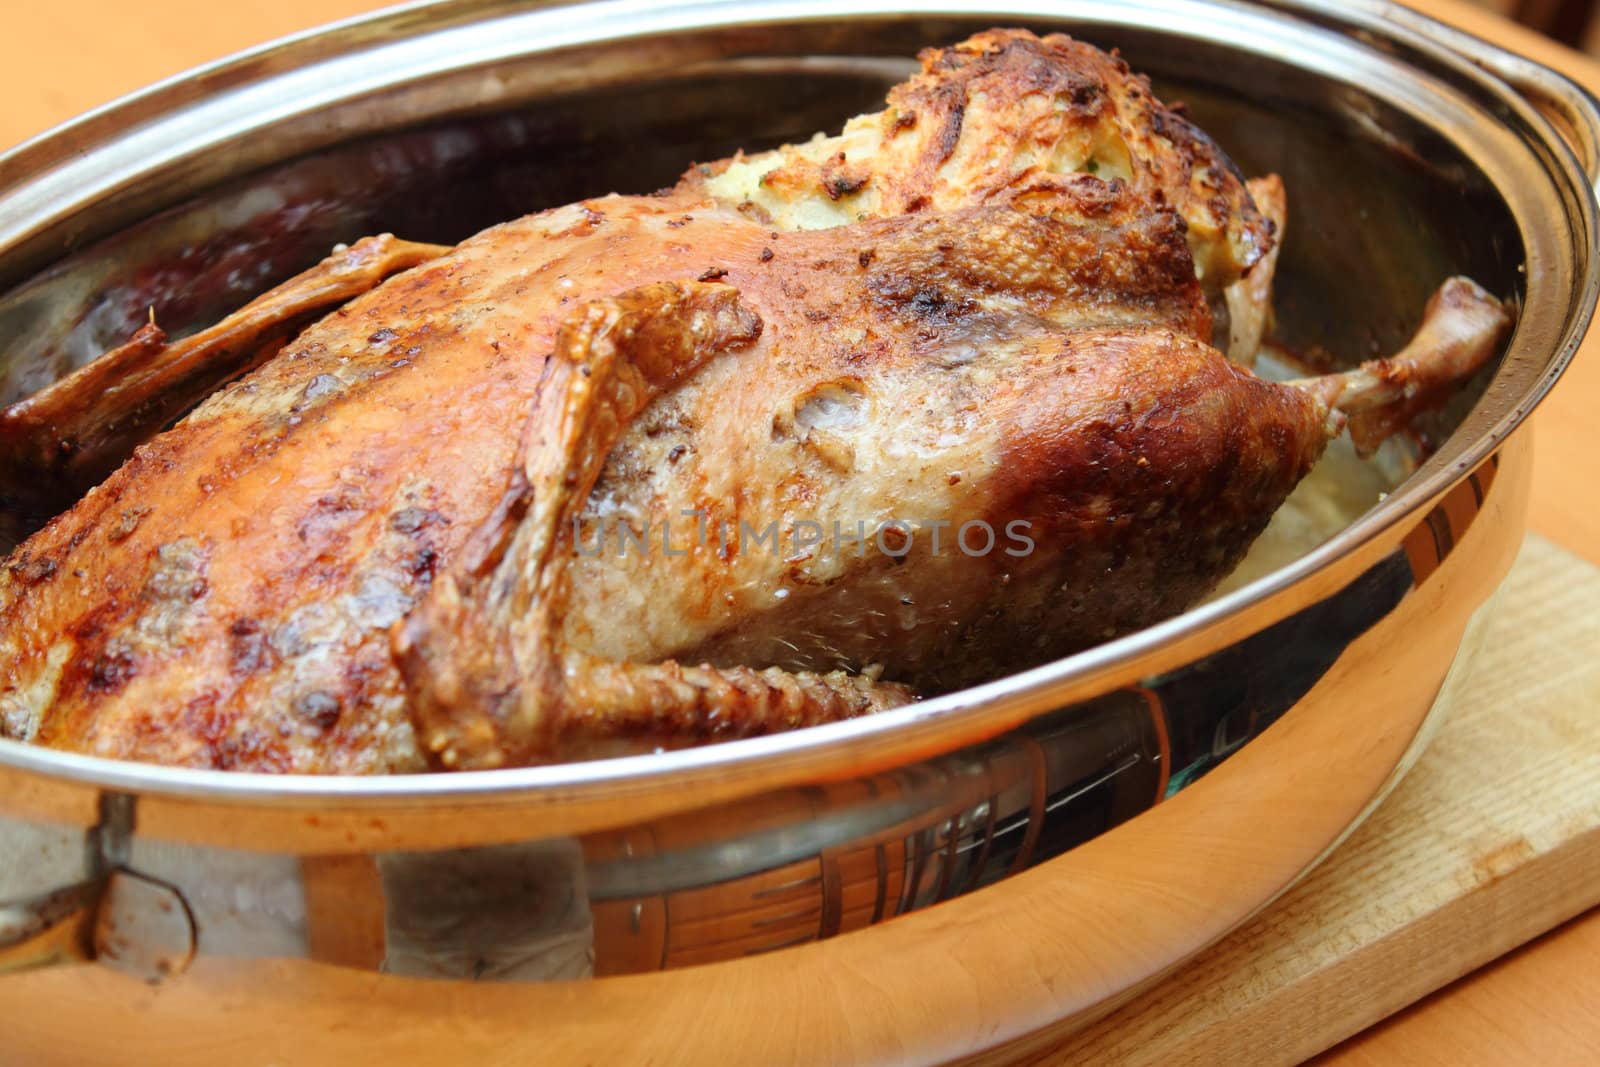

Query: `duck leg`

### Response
(1290, 276, 1512, 453)
(0, 234, 450, 519)
(393, 280, 914, 770)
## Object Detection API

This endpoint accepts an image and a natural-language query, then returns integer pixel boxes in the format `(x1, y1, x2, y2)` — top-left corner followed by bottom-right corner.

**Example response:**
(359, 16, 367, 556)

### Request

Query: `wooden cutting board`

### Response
(969, 532, 1600, 1064)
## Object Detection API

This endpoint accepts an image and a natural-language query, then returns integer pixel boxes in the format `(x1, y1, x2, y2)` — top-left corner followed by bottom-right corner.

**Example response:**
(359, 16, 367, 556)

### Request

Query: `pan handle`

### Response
(0, 869, 197, 981)
(1394, 7, 1600, 188)
(0, 794, 196, 981)
(0, 881, 101, 973)
(1481, 50, 1600, 188)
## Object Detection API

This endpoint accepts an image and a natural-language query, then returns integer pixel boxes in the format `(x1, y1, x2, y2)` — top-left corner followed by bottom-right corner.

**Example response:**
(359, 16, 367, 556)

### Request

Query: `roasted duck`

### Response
(0, 30, 1509, 772)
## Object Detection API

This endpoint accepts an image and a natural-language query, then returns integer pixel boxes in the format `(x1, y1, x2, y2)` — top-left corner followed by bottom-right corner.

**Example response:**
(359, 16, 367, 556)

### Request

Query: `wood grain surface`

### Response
(3, 0, 1598, 1062)
(1322, 907, 1600, 1064)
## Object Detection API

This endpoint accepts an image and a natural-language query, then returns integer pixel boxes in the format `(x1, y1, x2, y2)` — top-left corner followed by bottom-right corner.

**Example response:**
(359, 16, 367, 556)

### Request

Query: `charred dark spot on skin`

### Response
(178, 691, 289, 772)
(1012, 50, 1105, 108)
(868, 261, 978, 327)
(8, 552, 58, 585)
(228, 617, 274, 675)
(295, 690, 343, 730)
(934, 97, 967, 166)
(406, 547, 440, 584)
(738, 201, 775, 226)
(87, 641, 137, 695)
(910, 289, 960, 322)
(67, 598, 119, 645)
(1168, 104, 1250, 193)
(389, 507, 445, 535)
(107, 506, 152, 544)
(820, 153, 871, 200)
(698, 267, 729, 282)
(298, 487, 367, 544)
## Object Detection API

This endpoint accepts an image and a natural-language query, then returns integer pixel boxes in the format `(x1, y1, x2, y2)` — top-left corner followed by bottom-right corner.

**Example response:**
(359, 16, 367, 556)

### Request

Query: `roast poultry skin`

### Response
(0, 30, 1509, 771)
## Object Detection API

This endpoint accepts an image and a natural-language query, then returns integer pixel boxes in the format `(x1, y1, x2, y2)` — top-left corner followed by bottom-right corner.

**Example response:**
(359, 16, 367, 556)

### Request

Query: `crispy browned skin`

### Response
(393, 281, 918, 768)
(691, 29, 1271, 287)
(0, 183, 1207, 771)
(547, 198, 1231, 694)
(0, 31, 1505, 772)
(397, 245, 1503, 767)
(0, 236, 450, 521)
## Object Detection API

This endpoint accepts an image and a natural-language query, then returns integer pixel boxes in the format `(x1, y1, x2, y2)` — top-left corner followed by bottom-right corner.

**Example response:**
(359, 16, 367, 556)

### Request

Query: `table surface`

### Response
(4, 0, 1597, 1060)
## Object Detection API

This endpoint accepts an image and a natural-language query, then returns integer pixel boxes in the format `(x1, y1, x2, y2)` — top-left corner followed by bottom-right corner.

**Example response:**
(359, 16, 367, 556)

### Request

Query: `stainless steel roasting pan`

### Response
(0, 1, 1594, 1062)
